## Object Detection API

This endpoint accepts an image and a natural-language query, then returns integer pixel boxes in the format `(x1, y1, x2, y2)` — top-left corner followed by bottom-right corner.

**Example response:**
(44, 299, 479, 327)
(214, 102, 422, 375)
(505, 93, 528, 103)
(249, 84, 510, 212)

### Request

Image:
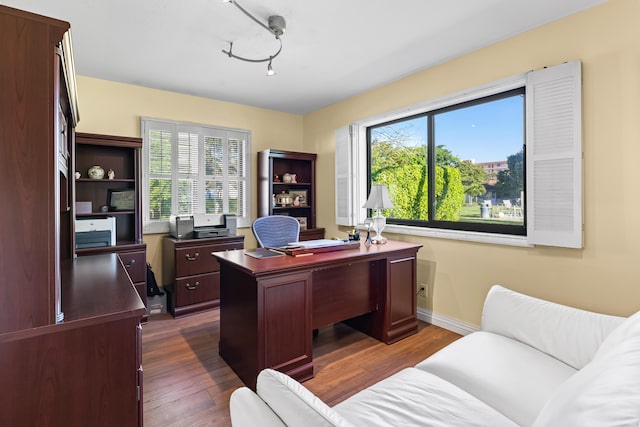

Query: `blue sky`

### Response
(372, 94, 524, 164)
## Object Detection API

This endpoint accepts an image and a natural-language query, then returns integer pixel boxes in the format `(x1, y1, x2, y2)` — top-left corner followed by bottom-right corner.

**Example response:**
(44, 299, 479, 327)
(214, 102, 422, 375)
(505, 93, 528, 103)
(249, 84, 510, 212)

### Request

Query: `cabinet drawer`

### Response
(175, 243, 241, 277)
(119, 251, 146, 284)
(175, 272, 219, 307)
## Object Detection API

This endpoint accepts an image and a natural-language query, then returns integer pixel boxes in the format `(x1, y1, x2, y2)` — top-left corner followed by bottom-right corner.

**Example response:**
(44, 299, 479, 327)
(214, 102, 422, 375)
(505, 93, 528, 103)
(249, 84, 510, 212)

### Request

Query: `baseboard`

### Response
(416, 307, 479, 336)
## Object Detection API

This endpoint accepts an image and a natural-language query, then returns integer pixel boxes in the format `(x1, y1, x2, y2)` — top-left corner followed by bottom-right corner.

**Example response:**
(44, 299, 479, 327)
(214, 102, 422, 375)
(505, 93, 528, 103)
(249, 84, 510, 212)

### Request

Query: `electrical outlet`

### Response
(418, 283, 428, 298)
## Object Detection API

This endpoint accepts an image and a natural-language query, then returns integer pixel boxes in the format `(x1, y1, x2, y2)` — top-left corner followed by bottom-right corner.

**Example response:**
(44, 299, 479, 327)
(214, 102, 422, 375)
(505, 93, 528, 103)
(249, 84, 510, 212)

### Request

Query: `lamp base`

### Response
(371, 213, 388, 244)
(371, 233, 388, 244)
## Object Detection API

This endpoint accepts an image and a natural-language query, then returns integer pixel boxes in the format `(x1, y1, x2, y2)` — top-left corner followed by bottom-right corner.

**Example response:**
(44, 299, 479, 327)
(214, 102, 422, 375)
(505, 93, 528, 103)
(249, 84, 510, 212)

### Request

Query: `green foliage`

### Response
(436, 145, 460, 167)
(149, 179, 171, 220)
(496, 149, 524, 199)
(458, 161, 489, 198)
(435, 166, 464, 221)
(370, 139, 464, 221)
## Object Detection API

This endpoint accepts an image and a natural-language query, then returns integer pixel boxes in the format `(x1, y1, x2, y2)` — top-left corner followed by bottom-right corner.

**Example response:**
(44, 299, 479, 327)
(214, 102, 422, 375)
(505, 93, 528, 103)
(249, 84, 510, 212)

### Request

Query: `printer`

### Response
(75, 217, 116, 249)
(169, 214, 236, 239)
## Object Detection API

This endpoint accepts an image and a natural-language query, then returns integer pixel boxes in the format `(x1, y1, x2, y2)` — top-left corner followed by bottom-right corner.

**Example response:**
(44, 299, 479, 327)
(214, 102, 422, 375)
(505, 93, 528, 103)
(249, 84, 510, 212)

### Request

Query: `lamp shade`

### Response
(363, 184, 394, 210)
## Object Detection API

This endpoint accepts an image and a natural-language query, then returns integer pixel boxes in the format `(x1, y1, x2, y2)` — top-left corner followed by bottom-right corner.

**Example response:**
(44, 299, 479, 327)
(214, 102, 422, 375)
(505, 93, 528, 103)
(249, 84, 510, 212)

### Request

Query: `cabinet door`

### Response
(385, 253, 419, 343)
(259, 272, 312, 373)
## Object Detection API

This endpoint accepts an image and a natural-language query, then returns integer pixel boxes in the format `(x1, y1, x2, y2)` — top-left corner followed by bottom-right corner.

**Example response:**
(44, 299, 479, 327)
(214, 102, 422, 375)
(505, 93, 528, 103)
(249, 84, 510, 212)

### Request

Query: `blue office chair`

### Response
(252, 216, 300, 248)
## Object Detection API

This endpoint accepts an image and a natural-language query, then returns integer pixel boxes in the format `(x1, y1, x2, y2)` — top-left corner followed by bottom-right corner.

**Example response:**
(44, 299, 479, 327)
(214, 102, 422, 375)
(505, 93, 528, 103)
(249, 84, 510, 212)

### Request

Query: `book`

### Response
(244, 248, 286, 259)
(269, 240, 361, 256)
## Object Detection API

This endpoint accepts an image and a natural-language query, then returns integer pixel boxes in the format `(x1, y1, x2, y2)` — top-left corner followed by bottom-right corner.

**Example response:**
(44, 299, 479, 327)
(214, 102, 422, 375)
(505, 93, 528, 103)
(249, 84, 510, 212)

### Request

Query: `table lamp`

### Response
(363, 184, 394, 244)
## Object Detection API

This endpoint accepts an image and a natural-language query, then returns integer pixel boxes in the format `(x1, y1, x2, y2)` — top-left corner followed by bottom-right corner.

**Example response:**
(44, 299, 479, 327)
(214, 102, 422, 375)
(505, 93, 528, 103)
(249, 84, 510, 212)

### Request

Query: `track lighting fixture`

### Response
(221, 0, 286, 76)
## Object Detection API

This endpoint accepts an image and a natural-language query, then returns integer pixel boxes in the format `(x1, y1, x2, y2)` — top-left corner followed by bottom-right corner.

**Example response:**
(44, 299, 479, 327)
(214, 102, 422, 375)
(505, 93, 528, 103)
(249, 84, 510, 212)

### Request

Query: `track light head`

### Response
(267, 58, 276, 76)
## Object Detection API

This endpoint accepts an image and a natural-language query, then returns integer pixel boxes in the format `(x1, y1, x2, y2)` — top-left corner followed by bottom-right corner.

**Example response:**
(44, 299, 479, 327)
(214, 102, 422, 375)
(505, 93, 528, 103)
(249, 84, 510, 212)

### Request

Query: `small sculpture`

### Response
(363, 219, 374, 247)
(74, 171, 81, 179)
(108, 169, 115, 180)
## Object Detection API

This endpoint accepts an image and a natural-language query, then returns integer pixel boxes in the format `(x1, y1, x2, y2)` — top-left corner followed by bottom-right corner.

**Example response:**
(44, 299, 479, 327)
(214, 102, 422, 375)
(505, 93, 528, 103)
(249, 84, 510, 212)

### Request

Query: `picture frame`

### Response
(289, 189, 308, 207)
(295, 217, 308, 230)
(107, 188, 135, 211)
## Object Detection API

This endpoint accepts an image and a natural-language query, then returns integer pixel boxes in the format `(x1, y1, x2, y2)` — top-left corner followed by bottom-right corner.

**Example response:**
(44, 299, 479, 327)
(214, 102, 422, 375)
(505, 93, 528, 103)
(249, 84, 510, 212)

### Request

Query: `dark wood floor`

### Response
(142, 309, 461, 426)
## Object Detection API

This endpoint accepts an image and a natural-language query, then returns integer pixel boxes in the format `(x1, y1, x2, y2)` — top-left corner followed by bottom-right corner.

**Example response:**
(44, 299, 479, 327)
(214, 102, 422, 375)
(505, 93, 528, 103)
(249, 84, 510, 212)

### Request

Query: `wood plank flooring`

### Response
(142, 309, 461, 426)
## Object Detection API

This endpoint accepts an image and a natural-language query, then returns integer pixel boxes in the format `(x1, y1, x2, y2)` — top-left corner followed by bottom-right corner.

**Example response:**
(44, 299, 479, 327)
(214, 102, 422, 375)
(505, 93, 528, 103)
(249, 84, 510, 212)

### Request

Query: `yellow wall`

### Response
(75, 78, 304, 285)
(304, 0, 640, 324)
(77, 0, 640, 326)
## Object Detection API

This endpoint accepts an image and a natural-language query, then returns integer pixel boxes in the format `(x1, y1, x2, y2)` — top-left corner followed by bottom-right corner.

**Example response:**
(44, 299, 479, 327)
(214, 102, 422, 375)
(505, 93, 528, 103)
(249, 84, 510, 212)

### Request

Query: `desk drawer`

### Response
(119, 251, 146, 284)
(175, 243, 241, 277)
(175, 272, 219, 306)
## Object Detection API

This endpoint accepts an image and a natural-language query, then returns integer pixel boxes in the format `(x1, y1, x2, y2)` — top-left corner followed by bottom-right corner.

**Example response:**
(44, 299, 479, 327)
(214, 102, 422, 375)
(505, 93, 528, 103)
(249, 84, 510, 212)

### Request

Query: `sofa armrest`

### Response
(481, 285, 624, 369)
(230, 387, 286, 427)
(256, 369, 355, 427)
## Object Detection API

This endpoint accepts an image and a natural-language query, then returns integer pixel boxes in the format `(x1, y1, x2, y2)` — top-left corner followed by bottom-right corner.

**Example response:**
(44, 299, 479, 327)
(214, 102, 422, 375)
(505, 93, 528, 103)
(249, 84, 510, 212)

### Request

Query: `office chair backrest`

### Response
(252, 216, 300, 248)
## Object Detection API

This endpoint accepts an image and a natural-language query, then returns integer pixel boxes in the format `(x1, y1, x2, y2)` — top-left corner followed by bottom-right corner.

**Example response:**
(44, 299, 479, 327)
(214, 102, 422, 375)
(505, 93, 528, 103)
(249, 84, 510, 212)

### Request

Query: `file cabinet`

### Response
(163, 235, 244, 317)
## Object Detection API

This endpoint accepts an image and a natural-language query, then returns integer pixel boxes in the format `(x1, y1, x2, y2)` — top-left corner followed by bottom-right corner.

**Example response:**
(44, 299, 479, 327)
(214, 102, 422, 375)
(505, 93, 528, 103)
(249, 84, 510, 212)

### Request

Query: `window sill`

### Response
(383, 224, 533, 247)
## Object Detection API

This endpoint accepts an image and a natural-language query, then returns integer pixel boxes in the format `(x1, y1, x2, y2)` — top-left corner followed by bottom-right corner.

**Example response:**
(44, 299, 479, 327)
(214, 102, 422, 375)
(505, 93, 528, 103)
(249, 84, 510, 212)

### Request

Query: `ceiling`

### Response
(2, 0, 605, 115)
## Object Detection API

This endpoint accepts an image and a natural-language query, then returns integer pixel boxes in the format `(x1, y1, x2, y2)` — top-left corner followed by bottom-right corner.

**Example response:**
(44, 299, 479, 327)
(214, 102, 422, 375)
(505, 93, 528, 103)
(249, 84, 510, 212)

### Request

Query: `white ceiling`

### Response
(2, 0, 605, 115)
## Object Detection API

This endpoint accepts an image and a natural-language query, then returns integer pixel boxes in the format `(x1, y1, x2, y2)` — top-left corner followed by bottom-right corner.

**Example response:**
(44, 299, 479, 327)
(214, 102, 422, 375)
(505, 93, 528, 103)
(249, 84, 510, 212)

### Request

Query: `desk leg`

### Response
(385, 254, 419, 343)
(259, 272, 314, 382)
(219, 266, 313, 389)
(345, 252, 419, 344)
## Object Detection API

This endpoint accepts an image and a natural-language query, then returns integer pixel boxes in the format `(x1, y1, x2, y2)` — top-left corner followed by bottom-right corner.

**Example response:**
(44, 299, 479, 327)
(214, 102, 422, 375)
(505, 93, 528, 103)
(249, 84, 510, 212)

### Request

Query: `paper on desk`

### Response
(287, 239, 346, 249)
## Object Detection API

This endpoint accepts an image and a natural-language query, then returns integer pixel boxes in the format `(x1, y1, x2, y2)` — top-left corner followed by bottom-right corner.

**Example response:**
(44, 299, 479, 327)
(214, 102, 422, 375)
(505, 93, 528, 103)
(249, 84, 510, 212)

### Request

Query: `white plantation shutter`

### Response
(142, 118, 251, 232)
(335, 125, 356, 226)
(204, 133, 224, 214)
(526, 61, 582, 248)
(177, 129, 200, 215)
(227, 131, 248, 219)
(148, 127, 173, 220)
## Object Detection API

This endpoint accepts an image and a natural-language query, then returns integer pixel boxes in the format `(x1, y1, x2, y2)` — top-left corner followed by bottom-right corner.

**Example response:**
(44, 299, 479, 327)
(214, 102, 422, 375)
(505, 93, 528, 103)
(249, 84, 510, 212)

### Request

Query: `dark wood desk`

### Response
(213, 240, 422, 388)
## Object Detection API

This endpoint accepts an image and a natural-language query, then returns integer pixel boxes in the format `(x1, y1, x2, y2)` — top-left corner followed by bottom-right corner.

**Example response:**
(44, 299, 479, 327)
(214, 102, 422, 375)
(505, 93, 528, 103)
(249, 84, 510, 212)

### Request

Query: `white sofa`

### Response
(229, 285, 640, 426)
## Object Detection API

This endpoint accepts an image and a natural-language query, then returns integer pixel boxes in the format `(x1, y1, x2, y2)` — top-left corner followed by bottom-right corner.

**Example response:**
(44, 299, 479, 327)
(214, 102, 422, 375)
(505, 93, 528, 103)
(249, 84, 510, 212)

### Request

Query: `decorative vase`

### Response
(88, 165, 105, 179)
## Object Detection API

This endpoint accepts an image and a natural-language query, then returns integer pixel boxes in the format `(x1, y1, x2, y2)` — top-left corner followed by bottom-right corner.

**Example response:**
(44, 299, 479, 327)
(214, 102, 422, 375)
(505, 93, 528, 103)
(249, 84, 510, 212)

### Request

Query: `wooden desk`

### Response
(213, 240, 422, 388)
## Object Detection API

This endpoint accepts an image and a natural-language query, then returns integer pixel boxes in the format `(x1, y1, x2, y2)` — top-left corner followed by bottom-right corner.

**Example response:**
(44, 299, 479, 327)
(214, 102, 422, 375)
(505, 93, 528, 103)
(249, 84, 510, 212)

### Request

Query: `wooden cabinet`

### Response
(0, 254, 146, 427)
(74, 132, 147, 304)
(258, 149, 325, 241)
(0, 6, 144, 426)
(0, 4, 78, 334)
(163, 235, 245, 317)
(74, 133, 144, 249)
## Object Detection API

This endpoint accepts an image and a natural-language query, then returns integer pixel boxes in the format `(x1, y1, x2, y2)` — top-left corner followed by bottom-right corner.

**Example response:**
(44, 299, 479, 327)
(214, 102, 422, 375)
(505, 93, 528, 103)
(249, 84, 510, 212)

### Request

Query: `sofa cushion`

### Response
(415, 331, 576, 427)
(482, 285, 624, 369)
(593, 309, 640, 362)
(533, 335, 640, 427)
(256, 369, 355, 427)
(334, 367, 517, 427)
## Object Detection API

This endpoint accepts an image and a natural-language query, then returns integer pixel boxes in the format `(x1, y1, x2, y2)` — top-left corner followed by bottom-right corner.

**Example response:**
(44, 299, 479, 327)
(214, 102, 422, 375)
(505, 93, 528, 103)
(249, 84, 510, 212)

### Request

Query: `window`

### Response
(336, 61, 582, 248)
(368, 88, 525, 235)
(141, 118, 251, 233)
